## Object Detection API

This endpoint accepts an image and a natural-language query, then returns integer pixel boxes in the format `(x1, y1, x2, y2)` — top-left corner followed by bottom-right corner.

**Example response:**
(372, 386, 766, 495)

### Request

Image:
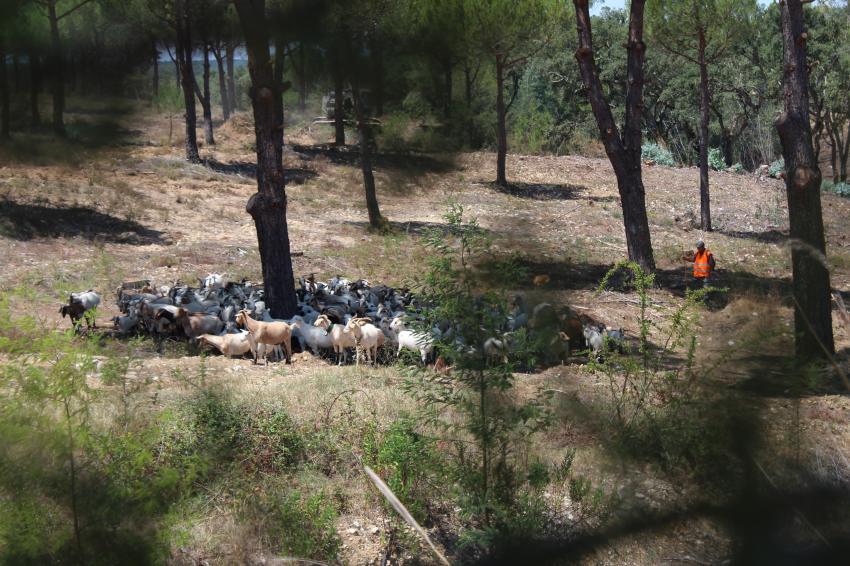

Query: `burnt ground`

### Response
(1, 101, 850, 565)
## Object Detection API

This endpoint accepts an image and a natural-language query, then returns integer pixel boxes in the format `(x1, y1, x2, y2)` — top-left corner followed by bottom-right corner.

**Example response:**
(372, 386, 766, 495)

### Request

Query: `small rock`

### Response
(347, 528, 358, 535)
(370, 526, 380, 535)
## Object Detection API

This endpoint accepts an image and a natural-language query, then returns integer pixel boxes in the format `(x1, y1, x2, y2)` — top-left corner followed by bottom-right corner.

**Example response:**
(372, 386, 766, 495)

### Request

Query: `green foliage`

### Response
(364, 416, 435, 521)
(244, 486, 341, 561)
(731, 162, 745, 174)
(404, 204, 550, 546)
(768, 157, 785, 178)
(243, 407, 305, 474)
(641, 142, 677, 166)
(708, 147, 726, 171)
(822, 180, 850, 198)
(593, 261, 732, 472)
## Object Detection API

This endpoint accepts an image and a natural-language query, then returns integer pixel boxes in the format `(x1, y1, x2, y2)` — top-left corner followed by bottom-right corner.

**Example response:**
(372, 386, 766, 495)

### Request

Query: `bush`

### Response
(768, 157, 785, 178)
(822, 180, 850, 198)
(641, 142, 676, 166)
(364, 417, 435, 521)
(708, 147, 726, 171)
(247, 487, 341, 561)
(731, 162, 745, 174)
(243, 407, 304, 474)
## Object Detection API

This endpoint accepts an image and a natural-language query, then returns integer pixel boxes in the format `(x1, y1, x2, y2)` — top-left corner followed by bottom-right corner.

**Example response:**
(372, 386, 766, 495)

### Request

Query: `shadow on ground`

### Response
(291, 143, 456, 174)
(485, 180, 605, 201)
(202, 159, 317, 185)
(720, 228, 789, 244)
(0, 200, 167, 245)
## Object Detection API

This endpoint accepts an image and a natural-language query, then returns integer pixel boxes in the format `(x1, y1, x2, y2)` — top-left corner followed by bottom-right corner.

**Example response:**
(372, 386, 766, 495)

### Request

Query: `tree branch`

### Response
(57, 0, 94, 21)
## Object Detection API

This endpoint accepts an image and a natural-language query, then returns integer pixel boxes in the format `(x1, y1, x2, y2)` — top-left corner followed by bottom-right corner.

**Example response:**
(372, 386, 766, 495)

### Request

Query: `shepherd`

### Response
(683, 239, 716, 289)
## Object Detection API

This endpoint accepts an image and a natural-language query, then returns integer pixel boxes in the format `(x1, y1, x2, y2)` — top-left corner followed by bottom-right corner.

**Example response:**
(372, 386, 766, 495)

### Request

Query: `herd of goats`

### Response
(59, 274, 626, 368)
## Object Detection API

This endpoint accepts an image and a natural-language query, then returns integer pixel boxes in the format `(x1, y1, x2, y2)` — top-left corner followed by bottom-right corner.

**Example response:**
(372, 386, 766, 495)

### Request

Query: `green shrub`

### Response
(708, 147, 725, 171)
(641, 142, 676, 166)
(249, 488, 341, 561)
(768, 157, 785, 178)
(822, 180, 850, 198)
(509, 106, 555, 155)
(731, 162, 745, 174)
(377, 112, 409, 152)
(364, 417, 435, 521)
(243, 407, 305, 474)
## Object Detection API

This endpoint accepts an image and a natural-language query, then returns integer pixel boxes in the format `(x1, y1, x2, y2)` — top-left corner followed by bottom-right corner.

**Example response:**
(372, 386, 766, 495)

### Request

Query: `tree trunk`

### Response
(12, 53, 20, 93)
(495, 55, 507, 187)
(573, 0, 656, 272)
(233, 0, 298, 320)
(698, 27, 712, 231)
(443, 57, 453, 119)
(29, 51, 41, 127)
(826, 110, 838, 180)
(176, 0, 200, 163)
(372, 38, 383, 116)
(272, 37, 285, 167)
(352, 82, 384, 230)
(47, 0, 65, 137)
(200, 43, 215, 145)
(152, 41, 159, 99)
(226, 43, 238, 111)
(213, 47, 230, 121)
(332, 50, 345, 146)
(173, 49, 180, 87)
(298, 40, 306, 112)
(1, 38, 9, 140)
(775, 0, 834, 359)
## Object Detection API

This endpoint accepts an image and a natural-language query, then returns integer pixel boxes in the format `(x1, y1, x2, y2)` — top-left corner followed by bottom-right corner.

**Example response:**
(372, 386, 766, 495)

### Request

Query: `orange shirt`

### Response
(693, 249, 713, 278)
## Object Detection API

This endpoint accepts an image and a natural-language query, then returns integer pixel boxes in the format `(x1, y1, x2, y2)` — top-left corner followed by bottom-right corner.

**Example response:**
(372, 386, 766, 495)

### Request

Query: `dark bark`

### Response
(573, 0, 655, 272)
(698, 27, 712, 231)
(200, 43, 215, 145)
(233, 0, 298, 320)
(298, 40, 306, 111)
(152, 41, 159, 98)
(29, 51, 41, 127)
(12, 53, 20, 92)
(443, 57, 453, 119)
(775, 0, 834, 359)
(1, 39, 9, 140)
(213, 46, 231, 121)
(226, 42, 238, 110)
(272, 36, 284, 167)
(495, 56, 507, 186)
(371, 38, 383, 116)
(47, 0, 66, 137)
(173, 48, 180, 87)
(332, 49, 345, 146)
(175, 0, 200, 163)
(352, 81, 384, 230)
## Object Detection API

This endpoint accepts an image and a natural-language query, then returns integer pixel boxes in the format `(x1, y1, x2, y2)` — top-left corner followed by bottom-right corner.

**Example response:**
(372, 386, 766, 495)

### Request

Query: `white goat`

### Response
(314, 314, 356, 365)
(342, 317, 385, 366)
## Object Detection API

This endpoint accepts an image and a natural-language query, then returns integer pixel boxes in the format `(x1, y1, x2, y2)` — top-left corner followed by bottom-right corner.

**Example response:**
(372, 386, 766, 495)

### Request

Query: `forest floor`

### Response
(2, 98, 850, 565)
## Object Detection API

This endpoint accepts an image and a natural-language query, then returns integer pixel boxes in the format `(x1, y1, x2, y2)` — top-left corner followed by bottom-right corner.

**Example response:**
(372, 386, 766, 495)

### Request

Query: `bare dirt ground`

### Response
(2, 101, 850, 564)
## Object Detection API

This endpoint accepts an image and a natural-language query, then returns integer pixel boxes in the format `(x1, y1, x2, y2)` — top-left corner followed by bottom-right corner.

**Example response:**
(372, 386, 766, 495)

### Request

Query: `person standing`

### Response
(683, 239, 716, 288)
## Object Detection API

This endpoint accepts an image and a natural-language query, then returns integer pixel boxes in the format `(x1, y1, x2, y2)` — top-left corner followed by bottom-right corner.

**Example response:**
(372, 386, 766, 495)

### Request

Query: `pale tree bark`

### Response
(573, 0, 656, 272)
(29, 50, 41, 127)
(776, 0, 834, 359)
(332, 45, 345, 146)
(233, 0, 298, 320)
